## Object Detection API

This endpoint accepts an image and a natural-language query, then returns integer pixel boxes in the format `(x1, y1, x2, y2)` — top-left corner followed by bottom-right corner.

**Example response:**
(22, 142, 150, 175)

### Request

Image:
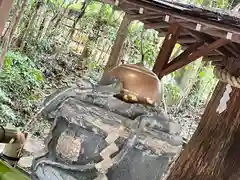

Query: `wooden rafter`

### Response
(124, 0, 240, 34)
(228, 42, 240, 57)
(103, 0, 240, 75)
(164, 41, 204, 68)
(203, 55, 224, 61)
(103, 0, 240, 59)
(160, 38, 229, 76)
(180, 22, 234, 41)
(144, 22, 168, 29)
(207, 52, 221, 56)
(156, 28, 189, 37)
(183, 28, 230, 56)
(120, 0, 240, 44)
(161, 15, 240, 46)
(153, 18, 233, 57)
(129, 14, 163, 21)
(221, 43, 239, 58)
(152, 23, 181, 77)
(177, 37, 197, 44)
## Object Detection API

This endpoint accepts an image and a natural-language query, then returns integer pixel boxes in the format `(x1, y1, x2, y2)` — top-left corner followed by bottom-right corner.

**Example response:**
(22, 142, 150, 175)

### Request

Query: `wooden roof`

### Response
(102, 0, 240, 75)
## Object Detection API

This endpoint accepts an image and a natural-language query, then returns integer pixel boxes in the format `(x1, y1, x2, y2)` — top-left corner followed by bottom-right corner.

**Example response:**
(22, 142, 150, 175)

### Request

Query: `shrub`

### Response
(0, 51, 44, 126)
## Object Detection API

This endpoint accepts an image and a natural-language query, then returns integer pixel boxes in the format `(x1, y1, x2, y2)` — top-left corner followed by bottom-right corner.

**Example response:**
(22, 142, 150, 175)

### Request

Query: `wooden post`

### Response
(0, 0, 14, 36)
(103, 13, 131, 73)
(166, 82, 240, 180)
(152, 24, 181, 78)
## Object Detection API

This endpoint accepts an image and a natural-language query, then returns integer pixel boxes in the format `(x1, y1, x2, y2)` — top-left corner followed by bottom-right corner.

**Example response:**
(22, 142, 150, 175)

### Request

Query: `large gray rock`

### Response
(31, 80, 183, 180)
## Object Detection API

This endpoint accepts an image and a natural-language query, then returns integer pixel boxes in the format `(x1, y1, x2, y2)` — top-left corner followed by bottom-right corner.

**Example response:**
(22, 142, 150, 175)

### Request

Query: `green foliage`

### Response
(48, 0, 81, 9)
(164, 81, 182, 105)
(0, 104, 16, 123)
(107, 26, 118, 41)
(0, 51, 44, 126)
(193, 0, 229, 8)
(0, 89, 16, 123)
(184, 64, 217, 108)
(1, 51, 44, 98)
(23, 35, 56, 59)
(196, 65, 217, 99)
(127, 22, 160, 67)
(0, 88, 12, 104)
(166, 83, 181, 100)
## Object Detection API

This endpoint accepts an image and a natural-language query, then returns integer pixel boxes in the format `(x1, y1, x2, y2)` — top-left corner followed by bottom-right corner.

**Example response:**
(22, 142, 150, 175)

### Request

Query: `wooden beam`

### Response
(122, 0, 240, 45)
(177, 37, 197, 44)
(203, 55, 224, 61)
(189, 39, 227, 60)
(129, 14, 163, 21)
(167, 18, 240, 54)
(144, 22, 168, 29)
(108, 0, 240, 45)
(224, 57, 240, 76)
(180, 22, 240, 44)
(124, 0, 240, 35)
(152, 23, 181, 77)
(160, 38, 229, 76)
(228, 42, 240, 57)
(221, 44, 240, 58)
(183, 28, 231, 56)
(163, 15, 187, 23)
(164, 42, 204, 68)
(156, 29, 189, 36)
(211, 60, 224, 67)
(207, 51, 222, 56)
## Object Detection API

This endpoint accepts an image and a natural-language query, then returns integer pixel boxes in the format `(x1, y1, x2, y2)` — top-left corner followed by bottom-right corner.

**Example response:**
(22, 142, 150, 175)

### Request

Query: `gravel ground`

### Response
(167, 106, 203, 141)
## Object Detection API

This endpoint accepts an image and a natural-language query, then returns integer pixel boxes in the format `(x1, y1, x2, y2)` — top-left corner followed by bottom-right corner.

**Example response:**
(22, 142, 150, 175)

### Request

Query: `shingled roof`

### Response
(103, 0, 240, 63)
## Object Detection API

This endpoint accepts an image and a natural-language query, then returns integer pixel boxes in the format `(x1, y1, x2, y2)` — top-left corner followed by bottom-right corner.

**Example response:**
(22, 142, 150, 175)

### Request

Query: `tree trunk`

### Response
(80, 4, 105, 64)
(0, 0, 14, 37)
(38, 11, 52, 41)
(50, 3, 72, 37)
(103, 13, 131, 73)
(0, 0, 27, 68)
(166, 82, 240, 180)
(67, 0, 91, 42)
(20, 1, 42, 51)
(37, 13, 47, 39)
(34, 4, 46, 37)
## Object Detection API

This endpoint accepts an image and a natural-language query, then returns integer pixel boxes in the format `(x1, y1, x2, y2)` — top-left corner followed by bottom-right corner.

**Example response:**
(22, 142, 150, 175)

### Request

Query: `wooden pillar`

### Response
(152, 24, 181, 78)
(0, 0, 14, 36)
(103, 13, 131, 73)
(166, 82, 240, 180)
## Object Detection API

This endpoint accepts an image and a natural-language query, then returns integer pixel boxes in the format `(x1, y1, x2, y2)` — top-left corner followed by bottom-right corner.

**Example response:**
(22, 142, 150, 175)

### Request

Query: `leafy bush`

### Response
(0, 51, 44, 126)
(0, 88, 16, 123)
(164, 82, 181, 105)
(23, 35, 56, 59)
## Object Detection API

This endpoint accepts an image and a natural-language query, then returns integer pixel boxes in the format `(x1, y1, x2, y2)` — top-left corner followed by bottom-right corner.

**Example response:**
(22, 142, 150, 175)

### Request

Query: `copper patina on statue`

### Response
(100, 63, 161, 105)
